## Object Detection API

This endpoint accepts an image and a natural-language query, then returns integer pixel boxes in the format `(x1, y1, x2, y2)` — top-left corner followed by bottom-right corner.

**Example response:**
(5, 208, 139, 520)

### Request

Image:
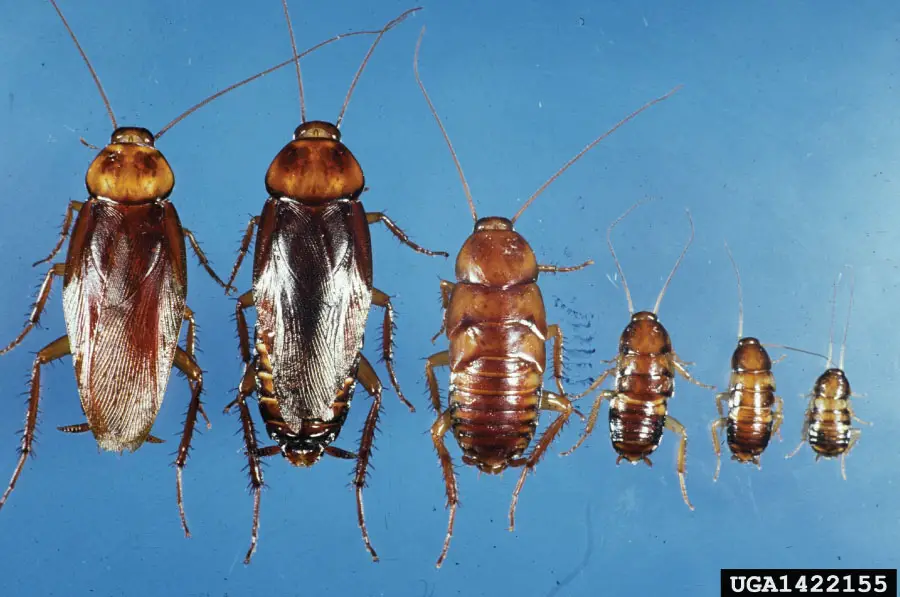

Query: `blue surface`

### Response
(1, 1, 898, 596)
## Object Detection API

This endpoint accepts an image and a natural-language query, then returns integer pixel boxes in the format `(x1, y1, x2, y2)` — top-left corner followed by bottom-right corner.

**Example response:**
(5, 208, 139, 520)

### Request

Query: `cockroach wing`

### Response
(252, 198, 372, 429)
(62, 200, 187, 452)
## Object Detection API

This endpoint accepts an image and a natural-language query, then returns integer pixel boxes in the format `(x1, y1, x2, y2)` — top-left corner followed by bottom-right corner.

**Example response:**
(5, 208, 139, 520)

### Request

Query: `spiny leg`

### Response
(849, 406, 872, 426)
(182, 227, 232, 293)
(0, 335, 70, 511)
(366, 212, 448, 257)
(665, 415, 694, 511)
(785, 417, 810, 459)
(714, 392, 729, 418)
(841, 429, 862, 481)
(672, 354, 716, 390)
(425, 351, 450, 414)
(546, 324, 567, 396)
(233, 290, 255, 372)
(371, 288, 414, 413)
(431, 408, 458, 569)
(230, 365, 267, 564)
(224, 216, 259, 292)
(509, 391, 573, 531)
(354, 354, 385, 562)
(561, 389, 614, 456)
(172, 344, 204, 538)
(33, 200, 82, 267)
(1, 263, 66, 355)
(572, 366, 614, 401)
(537, 260, 594, 273)
(181, 307, 209, 428)
(430, 280, 455, 343)
(711, 418, 727, 482)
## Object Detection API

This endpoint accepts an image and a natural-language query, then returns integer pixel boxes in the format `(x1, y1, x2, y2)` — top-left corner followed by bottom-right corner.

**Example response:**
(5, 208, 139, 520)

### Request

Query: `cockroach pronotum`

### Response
(223, 4, 446, 565)
(562, 199, 712, 511)
(0, 0, 369, 535)
(785, 267, 869, 480)
(414, 28, 681, 568)
(710, 243, 784, 480)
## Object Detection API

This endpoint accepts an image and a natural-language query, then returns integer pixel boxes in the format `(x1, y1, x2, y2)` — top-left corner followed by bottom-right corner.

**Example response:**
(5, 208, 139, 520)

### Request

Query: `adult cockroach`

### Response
(0, 0, 372, 535)
(223, 4, 446, 565)
(562, 199, 712, 511)
(414, 29, 681, 568)
(710, 243, 784, 480)
(785, 268, 869, 480)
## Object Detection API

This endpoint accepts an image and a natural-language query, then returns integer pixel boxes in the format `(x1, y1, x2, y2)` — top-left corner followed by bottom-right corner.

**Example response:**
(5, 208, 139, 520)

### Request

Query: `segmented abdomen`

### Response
(726, 370, 776, 460)
(609, 353, 673, 461)
(807, 397, 852, 457)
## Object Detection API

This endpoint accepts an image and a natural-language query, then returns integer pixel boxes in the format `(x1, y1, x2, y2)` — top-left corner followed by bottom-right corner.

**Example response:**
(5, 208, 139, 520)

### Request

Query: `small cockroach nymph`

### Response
(785, 267, 870, 480)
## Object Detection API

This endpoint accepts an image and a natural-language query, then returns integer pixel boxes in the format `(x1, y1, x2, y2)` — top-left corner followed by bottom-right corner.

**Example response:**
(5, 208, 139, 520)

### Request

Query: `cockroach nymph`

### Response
(415, 28, 681, 567)
(563, 199, 713, 511)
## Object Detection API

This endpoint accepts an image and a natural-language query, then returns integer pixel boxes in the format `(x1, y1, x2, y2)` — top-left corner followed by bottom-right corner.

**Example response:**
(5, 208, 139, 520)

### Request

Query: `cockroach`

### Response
(785, 267, 869, 480)
(414, 28, 681, 568)
(562, 199, 712, 511)
(222, 4, 446, 565)
(710, 243, 784, 480)
(0, 0, 371, 535)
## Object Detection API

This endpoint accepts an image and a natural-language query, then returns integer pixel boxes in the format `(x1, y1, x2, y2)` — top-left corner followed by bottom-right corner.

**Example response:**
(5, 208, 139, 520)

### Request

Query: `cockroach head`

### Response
(732, 337, 772, 372)
(620, 311, 672, 355)
(86, 127, 174, 203)
(283, 444, 326, 467)
(294, 120, 341, 142)
(814, 368, 851, 400)
(455, 217, 538, 286)
(110, 127, 155, 146)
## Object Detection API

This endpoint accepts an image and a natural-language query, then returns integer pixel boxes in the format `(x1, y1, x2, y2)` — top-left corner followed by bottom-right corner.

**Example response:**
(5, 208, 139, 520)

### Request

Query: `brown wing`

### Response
(252, 198, 372, 428)
(62, 199, 187, 452)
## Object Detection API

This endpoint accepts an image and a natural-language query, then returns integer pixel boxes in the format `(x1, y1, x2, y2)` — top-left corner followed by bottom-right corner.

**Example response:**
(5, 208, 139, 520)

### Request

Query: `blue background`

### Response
(1, 1, 898, 596)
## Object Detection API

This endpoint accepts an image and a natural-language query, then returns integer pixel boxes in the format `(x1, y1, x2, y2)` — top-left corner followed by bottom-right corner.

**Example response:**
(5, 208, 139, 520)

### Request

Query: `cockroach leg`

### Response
(711, 417, 727, 482)
(0, 263, 66, 355)
(225, 216, 259, 292)
(664, 415, 694, 511)
(714, 392, 728, 418)
(509, 391, 573, 531)
(571, 366, 614, 401)
(172, 345, 204, 538)
(234, 290, 255, 368)
(32, 200, 82, 267)
(537, 260, 594, 274)
(841, 429, 862, 481)
(785, 417, 810, 460)
(146, 435, 166, 444)
(672, 355, 715, 390)
(365, 212, 448, 257)
(425, 351, 451, 414)
(371, 288, 414, 413)
(0, 335, 70, 512)
(561, 389, 615, 457)
(324, 446, 357, 459)
(546, 324, 567, 395)
(231, 370, 265, 565)
(850, 407, 871, 426)
(431, 408, 458, 569)
(430, 280, 455, 343)
(182, 227, 233, 293)
(354, 354, 385, 562)
(182, 306, 210, 429)
(772, 396, 785, 441)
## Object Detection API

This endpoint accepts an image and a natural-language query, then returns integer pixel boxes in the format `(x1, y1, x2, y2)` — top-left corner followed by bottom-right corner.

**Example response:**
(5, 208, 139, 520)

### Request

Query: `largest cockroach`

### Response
(563, 199, 712, 510)
(223, 4, 446, 565)
(710, 243, 784, 480)
(0, 0, 370, 534)
(414, 28, 680, 568)
(786, 268, 869, 480)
